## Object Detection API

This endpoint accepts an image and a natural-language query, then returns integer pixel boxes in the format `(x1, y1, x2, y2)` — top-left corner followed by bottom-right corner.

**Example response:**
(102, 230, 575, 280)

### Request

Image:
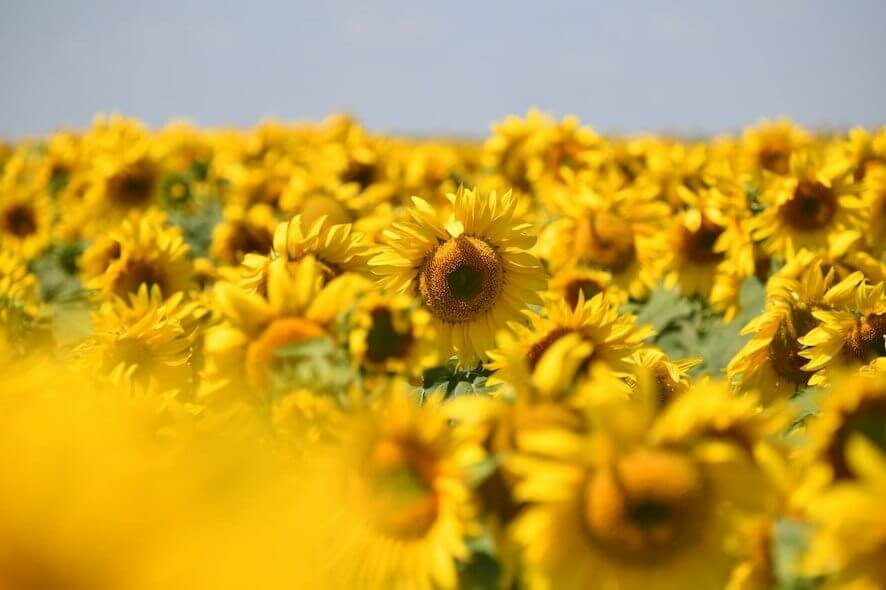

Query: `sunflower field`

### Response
(0, 111, 884, 589)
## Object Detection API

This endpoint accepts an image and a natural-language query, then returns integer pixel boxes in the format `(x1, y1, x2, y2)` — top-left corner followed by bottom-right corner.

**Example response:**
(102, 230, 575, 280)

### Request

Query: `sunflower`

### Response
(861, 166, 886, 258)
(665, 182, 756, 305)
(522, 113, 603, 186)
(0, 251, 43, 358)
(272, 213, 371, 280)
(0, 185, 53, 259)
(538, 171, 670, 300)
(482, 109, 552, 194)
(200, 255, 362, 405)
(836, 126, 886, 181)
(728, 262, 861, 399)
(626, 348, 701, 406)
(209, 203, 277, 266)
(347, 292, 438, 380)
(803, 435, 886, 589)
(510, 379, 776, 590)
(739, 118, 811, 178)
(750, 151, 864, 260)
(488, 295, 653, 397)
(321, 387, 485, 589)
(80, 115, 161, 229)
(800, 280, 885, 386)
(76, 285, 196, 393)
(804, 368, 886, 481)
(547, 265, 626, 307)
(370, 187, 546, 365)
(81, 209, 194, 301)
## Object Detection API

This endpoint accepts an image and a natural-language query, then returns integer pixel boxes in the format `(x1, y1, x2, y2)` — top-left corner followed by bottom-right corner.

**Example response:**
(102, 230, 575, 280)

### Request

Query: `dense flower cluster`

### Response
(1, 112, 884, 589)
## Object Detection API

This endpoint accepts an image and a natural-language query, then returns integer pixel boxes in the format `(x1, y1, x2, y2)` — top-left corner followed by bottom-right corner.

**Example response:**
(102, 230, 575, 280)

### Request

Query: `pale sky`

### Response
(1, 0, 884, 138)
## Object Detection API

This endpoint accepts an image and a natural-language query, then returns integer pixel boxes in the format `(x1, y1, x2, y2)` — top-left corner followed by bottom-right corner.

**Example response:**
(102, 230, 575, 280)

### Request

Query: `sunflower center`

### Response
(418, 236, 503, 323)
(364, 307, 414, 364)
(564, 278, 603, 309)
(245, 317, 326, 389)
(343, 160, 379, 190)
(782, 181, 836, 231)
(768, 306, 817, 387)
(585, 212, 635, 273)
(843, 313, 886, 362)
(112, 258, 169, 298)
(364, 438, 439, 538)
(584, 449, 703, 560)
(759, 146, 789, 175)
(109, 162, 156, 207)
(3, 204, 38, 237)
(683, 221, 725, 265)
(826, 398, 886, 480)
(225, 223, 273, 264)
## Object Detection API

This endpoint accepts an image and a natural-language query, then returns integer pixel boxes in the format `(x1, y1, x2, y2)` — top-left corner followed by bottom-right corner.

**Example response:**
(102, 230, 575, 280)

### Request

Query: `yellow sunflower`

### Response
(800, 280, 885, 386)
(803, 435, 886, 589)
(482, 109, 552, 194)
(626, 348, 701, 406)
(347, 292, 438, 381)
(80, 115, 161, 229)
(861, 166, 886, 258)
(76, 285, 196, 393)
(370, 187, 546, 365)
(547, 265, 626, 307)
(750, 151, 864, 260)
(804, 368, 886, 482)
(488, 294, 653, 397)
(510, 379, 776, 590)
(739, 118, 812, 177)
(317, 387, 485, 590)
(81, 209, 194, 301)
(728, 262, 862, 399)
(538, 170, 670, 300)
(0, 183, 53, 259)
(200, 255, 362, 404)
(836, 126, 886, 181)
(209, 203, 277, 266)
(0, 251, 43, 358)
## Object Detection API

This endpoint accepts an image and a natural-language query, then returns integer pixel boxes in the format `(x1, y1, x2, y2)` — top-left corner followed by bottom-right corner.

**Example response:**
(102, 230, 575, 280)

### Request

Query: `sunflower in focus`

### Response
(371, 187, 546, 364)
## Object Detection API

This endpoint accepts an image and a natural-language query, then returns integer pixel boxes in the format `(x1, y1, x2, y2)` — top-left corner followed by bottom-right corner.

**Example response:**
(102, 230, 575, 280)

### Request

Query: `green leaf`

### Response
(28, 241, 86, 303)
(772, 519, 823, 590)
(458, 551, 502, 590)
(633, 287, 694, 334)
(166, 198, 223, 259)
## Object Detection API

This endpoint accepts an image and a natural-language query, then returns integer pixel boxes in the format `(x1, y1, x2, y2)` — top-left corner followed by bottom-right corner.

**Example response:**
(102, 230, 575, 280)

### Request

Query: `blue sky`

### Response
(1, 0, 884, 137)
